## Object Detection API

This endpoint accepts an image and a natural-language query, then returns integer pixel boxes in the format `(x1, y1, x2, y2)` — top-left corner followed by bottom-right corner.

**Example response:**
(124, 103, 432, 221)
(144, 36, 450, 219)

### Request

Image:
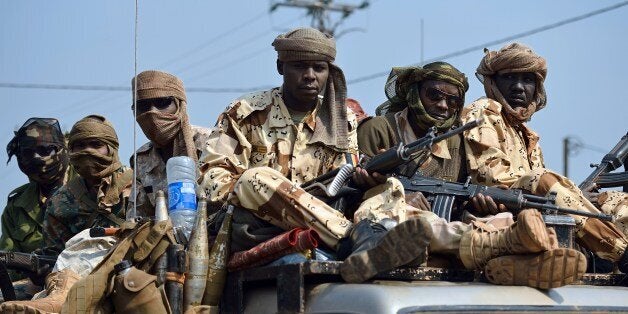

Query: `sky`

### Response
(0, 0, 627, 216)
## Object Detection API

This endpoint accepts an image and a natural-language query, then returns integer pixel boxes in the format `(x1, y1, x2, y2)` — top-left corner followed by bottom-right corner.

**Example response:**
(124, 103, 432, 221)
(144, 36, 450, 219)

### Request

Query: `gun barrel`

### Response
(525, 200, 614, 222)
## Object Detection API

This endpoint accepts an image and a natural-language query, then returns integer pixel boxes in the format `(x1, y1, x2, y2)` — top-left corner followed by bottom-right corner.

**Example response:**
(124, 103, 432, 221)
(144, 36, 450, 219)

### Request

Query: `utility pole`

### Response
(270, 0, 369, 35)
(563, 137, 571, 177)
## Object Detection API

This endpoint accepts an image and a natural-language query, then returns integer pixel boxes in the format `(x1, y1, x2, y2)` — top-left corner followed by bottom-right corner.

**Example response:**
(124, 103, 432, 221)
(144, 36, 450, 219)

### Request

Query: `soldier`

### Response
(460, 43, 628, 273)
(1, 118, 72, 256)
(0, 115, 129, 313)
(128, 70, 211, 216)
(352, 62, 585, 288)
(43, 115, 132, 252)
(200, 27, 431, 274)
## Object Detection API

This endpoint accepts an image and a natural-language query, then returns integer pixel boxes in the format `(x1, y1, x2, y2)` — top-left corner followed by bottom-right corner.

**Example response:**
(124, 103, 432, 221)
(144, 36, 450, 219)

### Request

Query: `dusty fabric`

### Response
(43, 167, 133, 251)
(199, 87, 359, 204)
(353, 177, 424, 224)
(133, 70, 186, 102)
(227, 228, 320, 271)
(52, 229, 117, 277)
(357, 108, 466, 183)
(461, 98, 628, 262)
(476, 43, 547, 124)
(381, 62, 468, 131)
(68, 115, 122, 180)
(133, 70, 196, 161)
(272, 27, 349, 152)
(129, 125, 211, 217)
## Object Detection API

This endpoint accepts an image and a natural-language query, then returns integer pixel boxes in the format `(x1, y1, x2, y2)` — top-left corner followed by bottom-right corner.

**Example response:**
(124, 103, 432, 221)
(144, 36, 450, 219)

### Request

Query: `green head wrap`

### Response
(377, 61, 468, 131)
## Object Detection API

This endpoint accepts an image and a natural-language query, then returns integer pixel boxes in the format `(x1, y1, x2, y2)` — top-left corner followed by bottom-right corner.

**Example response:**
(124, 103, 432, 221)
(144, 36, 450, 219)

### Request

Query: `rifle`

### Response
(579, 132, 628, 194)
(301, 118, 484, 198)
(0, 251, 57, 301)
(399, 175, 614, 223)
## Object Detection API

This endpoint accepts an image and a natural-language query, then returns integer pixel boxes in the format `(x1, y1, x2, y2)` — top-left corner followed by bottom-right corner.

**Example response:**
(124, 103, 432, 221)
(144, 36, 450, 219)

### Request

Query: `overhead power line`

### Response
(3, 1, 626, 94)
(347, 0, 628, 85)
(0, 82, 272, 93)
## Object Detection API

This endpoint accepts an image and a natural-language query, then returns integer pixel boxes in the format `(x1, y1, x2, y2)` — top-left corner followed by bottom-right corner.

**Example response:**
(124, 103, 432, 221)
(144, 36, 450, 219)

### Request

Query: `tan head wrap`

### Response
(132, 70, 197, 161)
(68, 115, 122, 180)
(476, 43, 547, 124)
(272, 27, 349, 152)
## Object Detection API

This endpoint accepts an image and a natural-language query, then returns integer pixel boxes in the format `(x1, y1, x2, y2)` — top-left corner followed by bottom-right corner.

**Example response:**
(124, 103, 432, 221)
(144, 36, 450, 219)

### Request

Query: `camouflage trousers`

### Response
(516, 168, 628, 262)
(230, 167, 353, 248)
(598, 191, 628, 238)
(354, 177, 515, 257)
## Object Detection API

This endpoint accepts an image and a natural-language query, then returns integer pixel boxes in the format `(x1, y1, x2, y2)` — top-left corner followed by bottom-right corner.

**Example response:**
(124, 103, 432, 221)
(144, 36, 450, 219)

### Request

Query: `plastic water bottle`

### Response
(166, 156, 198, 240)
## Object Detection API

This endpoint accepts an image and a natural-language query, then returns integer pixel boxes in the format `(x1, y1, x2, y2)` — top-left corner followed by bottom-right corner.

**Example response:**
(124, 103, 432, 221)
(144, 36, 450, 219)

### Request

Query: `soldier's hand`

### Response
(353, 166, 387, 189)
(471, 193, 508, 216)
(405, 191, 431, 211)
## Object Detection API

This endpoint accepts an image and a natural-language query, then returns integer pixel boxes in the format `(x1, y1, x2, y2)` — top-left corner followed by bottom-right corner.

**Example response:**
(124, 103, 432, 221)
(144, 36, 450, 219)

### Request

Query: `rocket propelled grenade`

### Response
(202, 204, 234, 306)
(183, 198, 210, 311)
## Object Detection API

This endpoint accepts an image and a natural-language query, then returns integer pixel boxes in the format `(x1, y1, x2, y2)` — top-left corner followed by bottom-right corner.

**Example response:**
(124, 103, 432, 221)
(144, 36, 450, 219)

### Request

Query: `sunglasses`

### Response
(132, 97, 175, 113)
(424, 87, 463, 108)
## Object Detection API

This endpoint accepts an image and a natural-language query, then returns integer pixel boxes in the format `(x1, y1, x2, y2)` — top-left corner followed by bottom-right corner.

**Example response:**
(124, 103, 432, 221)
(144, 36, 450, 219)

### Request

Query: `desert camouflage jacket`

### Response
(461, 97, 544, 189)
(199, 87, 359, 204)
(128, 125, 212, 216)
(43, 167, 133, 251)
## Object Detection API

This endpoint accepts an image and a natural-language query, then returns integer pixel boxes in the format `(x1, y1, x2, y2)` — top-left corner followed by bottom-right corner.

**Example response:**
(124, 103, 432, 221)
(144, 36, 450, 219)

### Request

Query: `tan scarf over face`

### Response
(68, 115, 122, 180)
(272, 27, 349, 152)
(476, 43, 547, 125)
(133, 70, 197, 161)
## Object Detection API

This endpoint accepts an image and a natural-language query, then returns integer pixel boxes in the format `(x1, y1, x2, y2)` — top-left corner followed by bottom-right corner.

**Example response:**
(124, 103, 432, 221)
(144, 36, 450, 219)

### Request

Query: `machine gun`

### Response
(579, 132, 628, 194)
(301, 118, 484, 198)
(399, 175, 614, 223)
(0, 250, 57, 301)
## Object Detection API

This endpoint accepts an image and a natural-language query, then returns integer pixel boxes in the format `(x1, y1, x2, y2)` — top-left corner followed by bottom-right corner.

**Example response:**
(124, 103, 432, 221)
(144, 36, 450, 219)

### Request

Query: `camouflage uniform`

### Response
(597, 191, 628, 238)
(201, 88, 354, 248)
(462, 98, 628, 262)
(128, 125, 211, 216)
(43, 167, 132, 251)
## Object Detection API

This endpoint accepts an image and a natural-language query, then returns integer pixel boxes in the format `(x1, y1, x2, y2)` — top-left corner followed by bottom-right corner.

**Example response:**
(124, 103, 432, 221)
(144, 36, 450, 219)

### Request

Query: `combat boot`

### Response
(459, 209, 553, 269)
(340, 217, 432, 283)
(484, 248, 586, 289)
(0, 269, 80, 313)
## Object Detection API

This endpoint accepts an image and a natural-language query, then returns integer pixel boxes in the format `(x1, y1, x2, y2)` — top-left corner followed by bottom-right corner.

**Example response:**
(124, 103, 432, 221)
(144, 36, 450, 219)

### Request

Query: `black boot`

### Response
(340, 217, 432, 283)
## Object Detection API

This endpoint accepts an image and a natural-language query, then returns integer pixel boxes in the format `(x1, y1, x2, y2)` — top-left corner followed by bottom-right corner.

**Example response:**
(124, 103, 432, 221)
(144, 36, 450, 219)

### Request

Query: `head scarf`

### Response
(7, 118, 68, 184)
(272, 27, 349, 152)
(132, 70, 197, 161)
(68, 115, 122, 180)
(476, 43, 547, 124)
(379, 61, 468, 131)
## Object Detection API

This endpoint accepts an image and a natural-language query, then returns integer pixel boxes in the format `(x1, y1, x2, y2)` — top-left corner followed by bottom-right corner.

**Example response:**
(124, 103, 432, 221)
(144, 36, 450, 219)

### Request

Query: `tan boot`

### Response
(459, 209, 553, 269)
(0, 269, 80, 314)
(484, 248, 587, 289)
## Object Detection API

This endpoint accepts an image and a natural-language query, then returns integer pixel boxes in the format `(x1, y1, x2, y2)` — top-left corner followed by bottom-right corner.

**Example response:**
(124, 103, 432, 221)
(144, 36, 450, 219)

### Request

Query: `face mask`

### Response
(69, 150, 114, 180)
(18, 149, 68, 184)
(136, 111, 181, 147)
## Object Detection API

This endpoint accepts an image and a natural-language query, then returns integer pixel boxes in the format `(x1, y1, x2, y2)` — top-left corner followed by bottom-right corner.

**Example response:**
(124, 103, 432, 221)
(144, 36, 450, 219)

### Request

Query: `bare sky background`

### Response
(1, 1, 626, 220)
